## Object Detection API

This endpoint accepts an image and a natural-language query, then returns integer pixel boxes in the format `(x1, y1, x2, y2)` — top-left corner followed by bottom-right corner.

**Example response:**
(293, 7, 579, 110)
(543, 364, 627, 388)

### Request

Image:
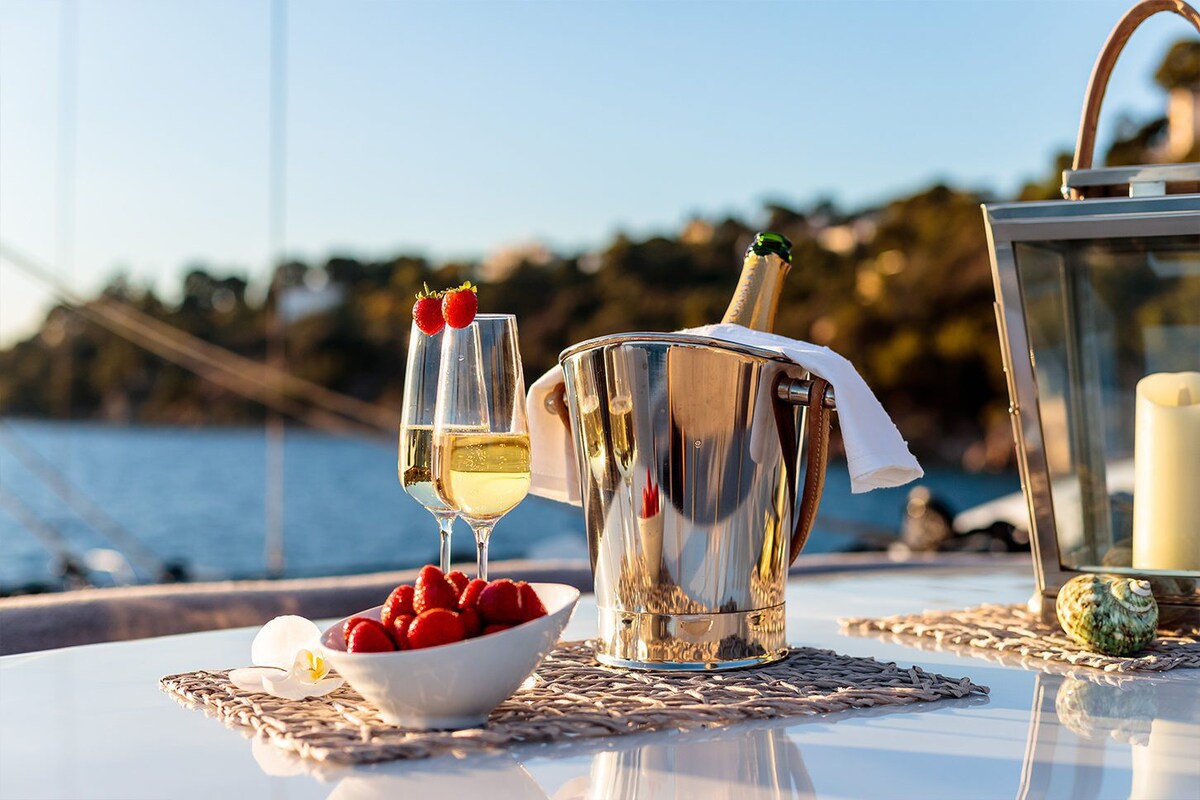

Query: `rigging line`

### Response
(94, 291, 398, 428)
(83, 299, 358, 427)
(82, 299, 368, 431)
(0, 255, 388, 441)
(81, 303, 386, 439)
(54, 0, 78, 421)
(0, 421, 164, 577)
(0, 242, 395, 431)
(0, 483, 81, 564)
(0, 242, 398, 433)
(95, 296, 396, 430)
(264, 0, 289, 579)
(112, 298, 397, 430)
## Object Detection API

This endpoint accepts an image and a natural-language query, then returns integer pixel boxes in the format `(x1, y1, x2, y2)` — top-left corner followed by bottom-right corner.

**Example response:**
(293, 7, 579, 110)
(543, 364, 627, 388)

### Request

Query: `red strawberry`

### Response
(342, 615, 375, 643)
(446, 570, 469, 596)
(412, 284, 444, 335)
(459, 578, 487, 610)
(407, 608, 466, 650)
(516, 581, 548, 622)
(381, 584, 415, 628)
(477, 579, 523, 624)
(347, 618, 396, 653)
(482, 623, 513, 635)
(389, 613, 415, 650)
(459, 607, 483, 638)
(441, 281, 478, 329)
(414, 564, 459, 614)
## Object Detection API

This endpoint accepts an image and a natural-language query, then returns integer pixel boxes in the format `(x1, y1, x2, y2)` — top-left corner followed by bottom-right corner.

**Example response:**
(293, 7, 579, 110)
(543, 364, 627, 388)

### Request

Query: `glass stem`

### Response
(436, 515, 455, 574)
(473, 523, 494, 581)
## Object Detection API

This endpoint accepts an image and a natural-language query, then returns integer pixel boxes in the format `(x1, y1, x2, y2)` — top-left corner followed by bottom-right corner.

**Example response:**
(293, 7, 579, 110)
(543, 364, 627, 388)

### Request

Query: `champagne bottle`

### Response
(720, 231, 792, 332)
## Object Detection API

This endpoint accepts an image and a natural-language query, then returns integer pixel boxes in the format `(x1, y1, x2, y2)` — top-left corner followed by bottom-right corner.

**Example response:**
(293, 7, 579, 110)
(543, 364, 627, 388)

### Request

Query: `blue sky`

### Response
(0, 0, 1192, 345)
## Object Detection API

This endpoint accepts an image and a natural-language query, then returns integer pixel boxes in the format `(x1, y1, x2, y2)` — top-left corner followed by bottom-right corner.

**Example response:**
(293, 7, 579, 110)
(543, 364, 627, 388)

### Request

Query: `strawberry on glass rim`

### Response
(441, 281, 478, 328)
(412, 283, 445, 335)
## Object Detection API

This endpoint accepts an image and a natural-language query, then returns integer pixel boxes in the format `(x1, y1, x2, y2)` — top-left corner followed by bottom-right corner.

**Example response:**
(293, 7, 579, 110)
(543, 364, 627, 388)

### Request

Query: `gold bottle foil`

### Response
(720, 250, 791, 332)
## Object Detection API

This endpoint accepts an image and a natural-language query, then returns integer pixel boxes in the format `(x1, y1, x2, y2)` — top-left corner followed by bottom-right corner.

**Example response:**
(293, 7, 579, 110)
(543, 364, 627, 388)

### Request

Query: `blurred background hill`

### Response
(3, 37, 1197, 472)
(1, 1, 1197, 592)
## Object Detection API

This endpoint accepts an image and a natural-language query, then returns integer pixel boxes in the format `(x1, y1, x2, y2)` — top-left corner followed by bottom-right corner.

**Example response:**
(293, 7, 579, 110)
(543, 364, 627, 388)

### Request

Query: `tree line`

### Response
(2, 40, 1196, 471)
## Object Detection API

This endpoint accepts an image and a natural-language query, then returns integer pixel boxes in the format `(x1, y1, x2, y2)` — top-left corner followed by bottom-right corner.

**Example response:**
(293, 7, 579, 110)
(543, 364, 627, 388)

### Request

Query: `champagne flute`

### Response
(433, 314, 531, 580)
(399, 322, 457, 572)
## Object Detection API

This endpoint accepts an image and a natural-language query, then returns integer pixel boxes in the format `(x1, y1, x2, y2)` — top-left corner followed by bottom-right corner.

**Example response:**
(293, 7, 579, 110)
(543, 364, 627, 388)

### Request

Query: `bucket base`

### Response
(595, 603, 787, 671)
(594, 650, 787, 672)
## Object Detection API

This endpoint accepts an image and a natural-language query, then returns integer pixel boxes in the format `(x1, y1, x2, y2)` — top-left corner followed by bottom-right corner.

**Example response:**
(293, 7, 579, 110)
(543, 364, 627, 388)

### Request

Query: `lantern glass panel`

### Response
(1013, 235, 1200, 575)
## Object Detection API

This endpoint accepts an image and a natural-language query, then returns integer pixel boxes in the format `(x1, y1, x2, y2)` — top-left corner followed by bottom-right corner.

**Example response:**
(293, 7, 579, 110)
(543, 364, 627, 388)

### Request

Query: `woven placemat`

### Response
(841, 603, 1200, 673)
(160, 639, 986, 764)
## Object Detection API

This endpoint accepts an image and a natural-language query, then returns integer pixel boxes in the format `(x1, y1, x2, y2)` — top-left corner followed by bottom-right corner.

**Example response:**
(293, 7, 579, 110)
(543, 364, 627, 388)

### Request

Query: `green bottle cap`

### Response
(747, 231, 792, 263)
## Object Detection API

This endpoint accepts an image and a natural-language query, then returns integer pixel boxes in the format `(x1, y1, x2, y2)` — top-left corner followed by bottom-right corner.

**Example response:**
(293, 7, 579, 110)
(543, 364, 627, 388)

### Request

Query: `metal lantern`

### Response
(984, 0, 1200, 622)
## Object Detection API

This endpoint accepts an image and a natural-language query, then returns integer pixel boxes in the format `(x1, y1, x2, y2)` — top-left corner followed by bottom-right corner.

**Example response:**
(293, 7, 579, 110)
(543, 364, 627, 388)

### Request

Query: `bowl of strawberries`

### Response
(320, 565, 579, 730)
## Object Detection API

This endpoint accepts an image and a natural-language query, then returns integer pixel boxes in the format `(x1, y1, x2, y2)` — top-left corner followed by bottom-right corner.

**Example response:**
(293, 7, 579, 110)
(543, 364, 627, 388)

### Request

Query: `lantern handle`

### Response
(1071, 0, 1200, 197)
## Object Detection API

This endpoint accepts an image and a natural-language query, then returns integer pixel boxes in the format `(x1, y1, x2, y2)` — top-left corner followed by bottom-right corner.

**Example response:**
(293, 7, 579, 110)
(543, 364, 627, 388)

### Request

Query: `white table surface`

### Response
(1, 564, 1197, 800)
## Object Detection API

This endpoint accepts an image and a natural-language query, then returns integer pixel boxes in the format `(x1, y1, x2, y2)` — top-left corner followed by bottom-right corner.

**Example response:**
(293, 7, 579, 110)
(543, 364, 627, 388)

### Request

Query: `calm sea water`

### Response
(0, 420, 1019, 590)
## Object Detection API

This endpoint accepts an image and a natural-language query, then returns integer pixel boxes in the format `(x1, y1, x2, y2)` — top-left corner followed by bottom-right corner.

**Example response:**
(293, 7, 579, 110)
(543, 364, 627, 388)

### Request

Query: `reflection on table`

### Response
(245, 712, 816, 800)
(551, 724, 815, 800)
(1019, 671, 1199, 800)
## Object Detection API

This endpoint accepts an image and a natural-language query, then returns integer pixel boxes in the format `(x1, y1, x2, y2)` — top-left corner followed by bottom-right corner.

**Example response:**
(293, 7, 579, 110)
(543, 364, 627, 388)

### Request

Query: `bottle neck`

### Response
(720, 251, 791, 332)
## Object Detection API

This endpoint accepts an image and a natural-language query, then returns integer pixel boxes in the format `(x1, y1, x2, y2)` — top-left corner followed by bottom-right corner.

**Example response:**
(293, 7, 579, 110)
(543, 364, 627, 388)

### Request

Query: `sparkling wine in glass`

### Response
(433, 314, 531, 580)
(399, 322, 457, 572)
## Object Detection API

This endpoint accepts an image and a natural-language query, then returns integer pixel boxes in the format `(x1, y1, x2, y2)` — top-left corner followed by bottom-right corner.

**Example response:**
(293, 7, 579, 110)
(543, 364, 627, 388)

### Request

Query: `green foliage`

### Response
(1107, 38, 1200, 166)
(0, 182, 1016, 467)
(2, 39, 1191, 471)
(1154, 39, 1200, 90)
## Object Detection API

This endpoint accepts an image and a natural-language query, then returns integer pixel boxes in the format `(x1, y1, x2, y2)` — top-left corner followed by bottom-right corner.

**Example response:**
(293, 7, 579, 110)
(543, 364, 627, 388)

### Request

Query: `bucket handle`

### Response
(773, 374, 835, 565)
(1069, 0, 1200, 197)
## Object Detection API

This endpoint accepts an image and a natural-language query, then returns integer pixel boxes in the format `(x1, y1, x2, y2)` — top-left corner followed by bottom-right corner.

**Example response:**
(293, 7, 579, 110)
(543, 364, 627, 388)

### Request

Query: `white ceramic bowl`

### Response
(321, 582, 579, 729)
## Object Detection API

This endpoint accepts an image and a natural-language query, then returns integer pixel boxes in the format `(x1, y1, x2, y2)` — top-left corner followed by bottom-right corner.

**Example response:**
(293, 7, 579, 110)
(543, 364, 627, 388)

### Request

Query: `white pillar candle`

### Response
(1132, 372, 1200, 572)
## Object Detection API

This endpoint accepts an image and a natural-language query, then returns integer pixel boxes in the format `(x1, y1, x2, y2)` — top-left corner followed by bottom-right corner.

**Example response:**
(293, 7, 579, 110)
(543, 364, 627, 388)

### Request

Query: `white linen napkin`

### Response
(525, 324, 923, 503)
(528, 367, 582, 504)
(689, 324, 923, 492)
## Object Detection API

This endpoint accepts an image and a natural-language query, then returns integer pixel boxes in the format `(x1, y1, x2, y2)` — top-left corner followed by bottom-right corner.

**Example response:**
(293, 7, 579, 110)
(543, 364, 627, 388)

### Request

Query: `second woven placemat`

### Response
(161, 639, 986, 764)
(841, 603, 1200, 673)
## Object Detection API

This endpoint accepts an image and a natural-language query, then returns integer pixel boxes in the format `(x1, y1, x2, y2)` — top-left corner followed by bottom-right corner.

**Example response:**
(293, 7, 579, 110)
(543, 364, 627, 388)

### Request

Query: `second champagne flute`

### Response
(399, 322, 458, 572)
(432, 314, 531, 580)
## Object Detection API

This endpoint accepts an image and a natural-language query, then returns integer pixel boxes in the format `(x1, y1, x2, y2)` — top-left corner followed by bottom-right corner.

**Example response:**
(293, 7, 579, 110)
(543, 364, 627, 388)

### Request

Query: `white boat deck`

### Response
(1, 563, 1196, 799)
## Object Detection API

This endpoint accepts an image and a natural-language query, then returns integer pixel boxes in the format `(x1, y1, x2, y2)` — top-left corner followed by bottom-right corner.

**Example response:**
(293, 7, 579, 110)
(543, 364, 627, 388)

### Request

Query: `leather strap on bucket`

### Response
(772, 373, 832, 565)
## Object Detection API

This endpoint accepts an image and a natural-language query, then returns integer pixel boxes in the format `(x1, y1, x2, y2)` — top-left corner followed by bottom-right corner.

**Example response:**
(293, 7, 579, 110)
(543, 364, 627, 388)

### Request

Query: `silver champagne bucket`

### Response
(556, 333, 834, 670)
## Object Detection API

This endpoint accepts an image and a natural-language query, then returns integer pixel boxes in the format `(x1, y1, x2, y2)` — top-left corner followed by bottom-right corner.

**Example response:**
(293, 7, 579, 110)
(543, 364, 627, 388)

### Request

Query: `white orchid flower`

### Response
(228, 615, 344, 700)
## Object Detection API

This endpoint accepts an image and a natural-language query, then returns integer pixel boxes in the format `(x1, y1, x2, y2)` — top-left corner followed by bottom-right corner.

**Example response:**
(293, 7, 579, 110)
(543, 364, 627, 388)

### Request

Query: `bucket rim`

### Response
(558, 332, 795, 367)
